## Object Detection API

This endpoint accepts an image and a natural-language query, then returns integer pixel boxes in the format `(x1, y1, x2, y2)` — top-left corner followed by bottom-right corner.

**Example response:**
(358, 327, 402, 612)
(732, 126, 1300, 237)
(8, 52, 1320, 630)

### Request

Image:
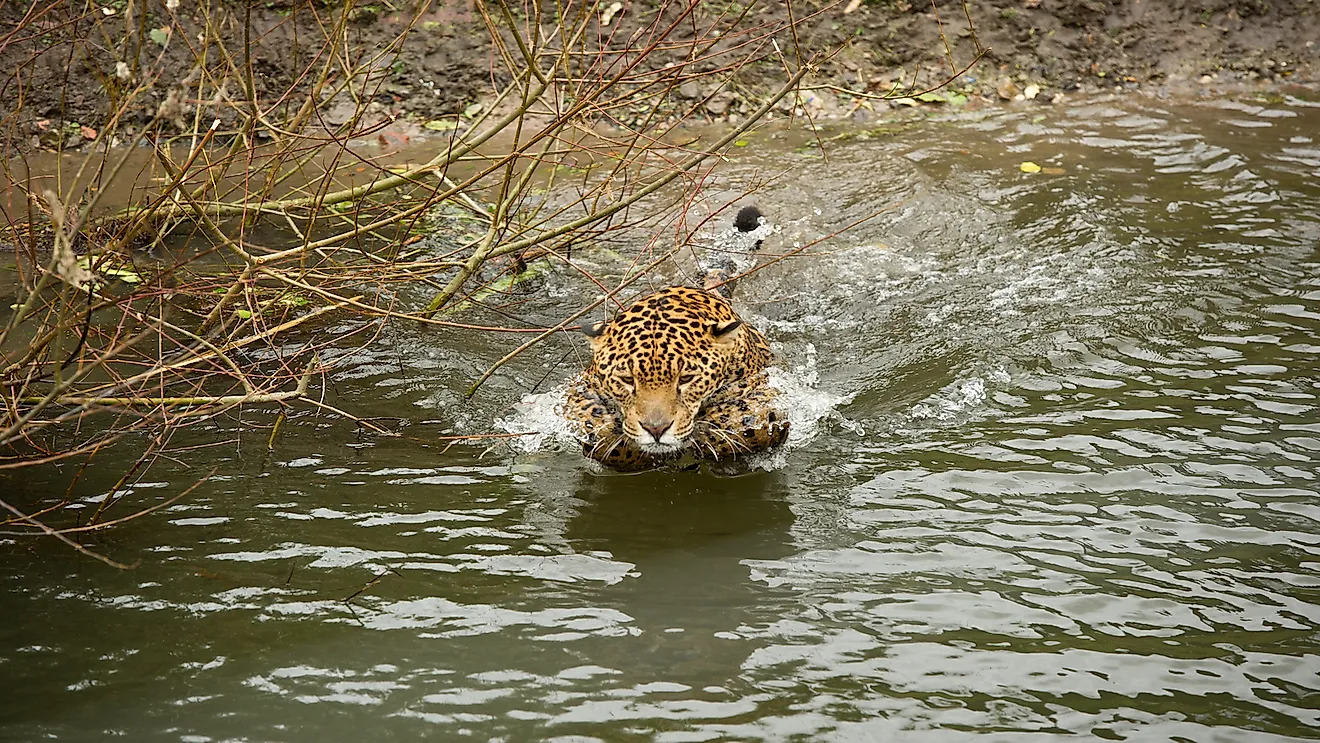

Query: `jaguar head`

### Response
(582, 290, 746, 454)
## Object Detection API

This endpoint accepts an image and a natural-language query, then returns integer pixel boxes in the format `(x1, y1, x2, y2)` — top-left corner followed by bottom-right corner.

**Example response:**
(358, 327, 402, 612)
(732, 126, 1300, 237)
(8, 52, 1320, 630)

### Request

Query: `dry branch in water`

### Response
(0, 0, 975, 557)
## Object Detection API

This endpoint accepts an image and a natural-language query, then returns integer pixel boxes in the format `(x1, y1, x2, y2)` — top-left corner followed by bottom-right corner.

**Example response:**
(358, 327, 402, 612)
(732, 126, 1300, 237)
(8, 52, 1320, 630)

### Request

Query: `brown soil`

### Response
(827, 0, 1319, 98)
(1, 0, 1317, 152)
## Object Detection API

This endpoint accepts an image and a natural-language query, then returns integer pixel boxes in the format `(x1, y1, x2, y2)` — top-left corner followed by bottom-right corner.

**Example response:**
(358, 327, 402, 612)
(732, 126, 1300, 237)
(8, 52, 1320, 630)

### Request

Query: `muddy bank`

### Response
(832, 0, 1319, 92)
(1, 0, 1317, 153)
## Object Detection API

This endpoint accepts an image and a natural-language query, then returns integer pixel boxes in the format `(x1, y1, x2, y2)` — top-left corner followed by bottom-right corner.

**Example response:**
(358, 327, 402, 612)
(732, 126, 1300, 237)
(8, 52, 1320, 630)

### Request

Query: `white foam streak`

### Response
(496, 385, 577, 454)
(903, 366, 1012, 429)
(766, 343, 850, 448)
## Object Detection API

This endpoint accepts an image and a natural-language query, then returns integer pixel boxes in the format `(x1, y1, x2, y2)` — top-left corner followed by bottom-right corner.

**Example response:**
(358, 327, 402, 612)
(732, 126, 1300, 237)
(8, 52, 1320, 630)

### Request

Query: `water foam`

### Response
(496, 385, 577, 454)
(694, 218, 777, 276)
(765, 343, 850, 448)
(901, 365, 1012, 430)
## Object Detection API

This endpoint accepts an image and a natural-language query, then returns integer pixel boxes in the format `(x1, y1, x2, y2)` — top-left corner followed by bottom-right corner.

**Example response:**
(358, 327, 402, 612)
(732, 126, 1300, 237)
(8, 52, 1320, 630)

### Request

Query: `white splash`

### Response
(695, 218, 777, 275)
(905, 366, 1011, 426)
(766, 343, 850, 449)
(495, 385, 577, 454)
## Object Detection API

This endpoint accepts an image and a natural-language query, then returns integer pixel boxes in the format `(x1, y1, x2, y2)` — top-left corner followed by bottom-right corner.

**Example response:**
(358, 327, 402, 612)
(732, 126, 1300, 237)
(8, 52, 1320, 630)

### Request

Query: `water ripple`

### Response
(4, 93, 1320, 741)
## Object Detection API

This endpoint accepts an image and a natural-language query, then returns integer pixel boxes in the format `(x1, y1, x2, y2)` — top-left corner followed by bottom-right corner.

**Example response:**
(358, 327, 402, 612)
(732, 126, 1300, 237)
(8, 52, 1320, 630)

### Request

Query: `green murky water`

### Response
(4, 91, 1320, 741)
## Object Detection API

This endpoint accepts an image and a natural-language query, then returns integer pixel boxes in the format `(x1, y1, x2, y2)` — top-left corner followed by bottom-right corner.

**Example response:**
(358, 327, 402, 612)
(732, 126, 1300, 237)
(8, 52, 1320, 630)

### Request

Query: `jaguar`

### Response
(560, 207, 789, 471)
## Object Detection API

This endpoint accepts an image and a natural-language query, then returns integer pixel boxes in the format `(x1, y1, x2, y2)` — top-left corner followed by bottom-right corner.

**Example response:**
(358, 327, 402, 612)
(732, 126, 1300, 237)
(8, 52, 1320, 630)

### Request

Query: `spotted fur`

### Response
(560, 210, 788, 471)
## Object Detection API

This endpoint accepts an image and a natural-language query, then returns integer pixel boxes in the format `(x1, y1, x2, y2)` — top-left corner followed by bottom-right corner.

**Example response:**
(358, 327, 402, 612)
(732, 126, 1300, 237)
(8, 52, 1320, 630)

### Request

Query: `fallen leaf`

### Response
(1019, 161, 1042, 173)
(1042, 167, 1066, 175)
(234, 309, 252, 320)
(424, 119, 458, 131)
(463, 103, 483, 118)
(733, 139, 749, 147)
(843, 0, 863, 13)
(1023, 84, 1040, 100)
(80, 125, 97, 140)
(101, 265, 141, 283)
(997, 78, 1020, 101)
(916, 91, 946, 103)
(600, 1, 623, 25)
(148, 27, 170, 47)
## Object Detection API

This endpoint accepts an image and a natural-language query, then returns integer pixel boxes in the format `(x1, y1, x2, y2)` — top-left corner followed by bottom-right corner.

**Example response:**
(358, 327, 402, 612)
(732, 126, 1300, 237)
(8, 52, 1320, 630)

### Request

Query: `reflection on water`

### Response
(3, 90, 1320, 741)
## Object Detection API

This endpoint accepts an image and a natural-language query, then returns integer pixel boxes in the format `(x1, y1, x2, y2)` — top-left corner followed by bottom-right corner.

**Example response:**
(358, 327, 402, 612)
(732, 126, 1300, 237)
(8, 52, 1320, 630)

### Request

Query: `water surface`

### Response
(3, 90, 1320, 741)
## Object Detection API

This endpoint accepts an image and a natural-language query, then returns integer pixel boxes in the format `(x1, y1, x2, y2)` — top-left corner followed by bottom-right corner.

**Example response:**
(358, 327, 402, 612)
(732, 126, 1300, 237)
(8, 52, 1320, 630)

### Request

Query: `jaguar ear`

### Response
(582, 319, 608, 352)
(711, 319, 742, 341)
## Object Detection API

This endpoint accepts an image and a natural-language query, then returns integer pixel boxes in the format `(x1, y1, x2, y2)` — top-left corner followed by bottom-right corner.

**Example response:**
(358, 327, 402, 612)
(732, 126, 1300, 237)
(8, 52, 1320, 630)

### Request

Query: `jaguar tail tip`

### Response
(734, 205, 765, 233)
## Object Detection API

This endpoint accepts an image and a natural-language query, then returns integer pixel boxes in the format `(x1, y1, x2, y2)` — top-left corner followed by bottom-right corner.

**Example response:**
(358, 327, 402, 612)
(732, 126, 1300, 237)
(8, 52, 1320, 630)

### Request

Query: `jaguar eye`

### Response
(678, 374, 696, 385)
(618, 374, 635, 388)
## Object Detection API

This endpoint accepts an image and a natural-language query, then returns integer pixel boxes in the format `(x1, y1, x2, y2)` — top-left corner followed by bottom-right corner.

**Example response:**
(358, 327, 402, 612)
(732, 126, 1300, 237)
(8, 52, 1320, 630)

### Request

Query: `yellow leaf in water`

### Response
(1019, 161, 1042, 173)
(101, 266, 141, 283)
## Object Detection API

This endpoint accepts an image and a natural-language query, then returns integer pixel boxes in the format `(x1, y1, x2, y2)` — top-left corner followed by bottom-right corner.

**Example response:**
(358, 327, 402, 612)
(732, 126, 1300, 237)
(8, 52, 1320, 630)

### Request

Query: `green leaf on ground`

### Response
(734, 139, 749, 147)
(424, 119, 458, 131)
(149, 27, 170, 46)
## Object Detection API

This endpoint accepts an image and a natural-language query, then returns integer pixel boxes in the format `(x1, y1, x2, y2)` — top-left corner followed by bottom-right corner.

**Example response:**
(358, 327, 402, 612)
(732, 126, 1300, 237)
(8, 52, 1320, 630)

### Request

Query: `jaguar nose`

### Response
(641, 420, 672, 441)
